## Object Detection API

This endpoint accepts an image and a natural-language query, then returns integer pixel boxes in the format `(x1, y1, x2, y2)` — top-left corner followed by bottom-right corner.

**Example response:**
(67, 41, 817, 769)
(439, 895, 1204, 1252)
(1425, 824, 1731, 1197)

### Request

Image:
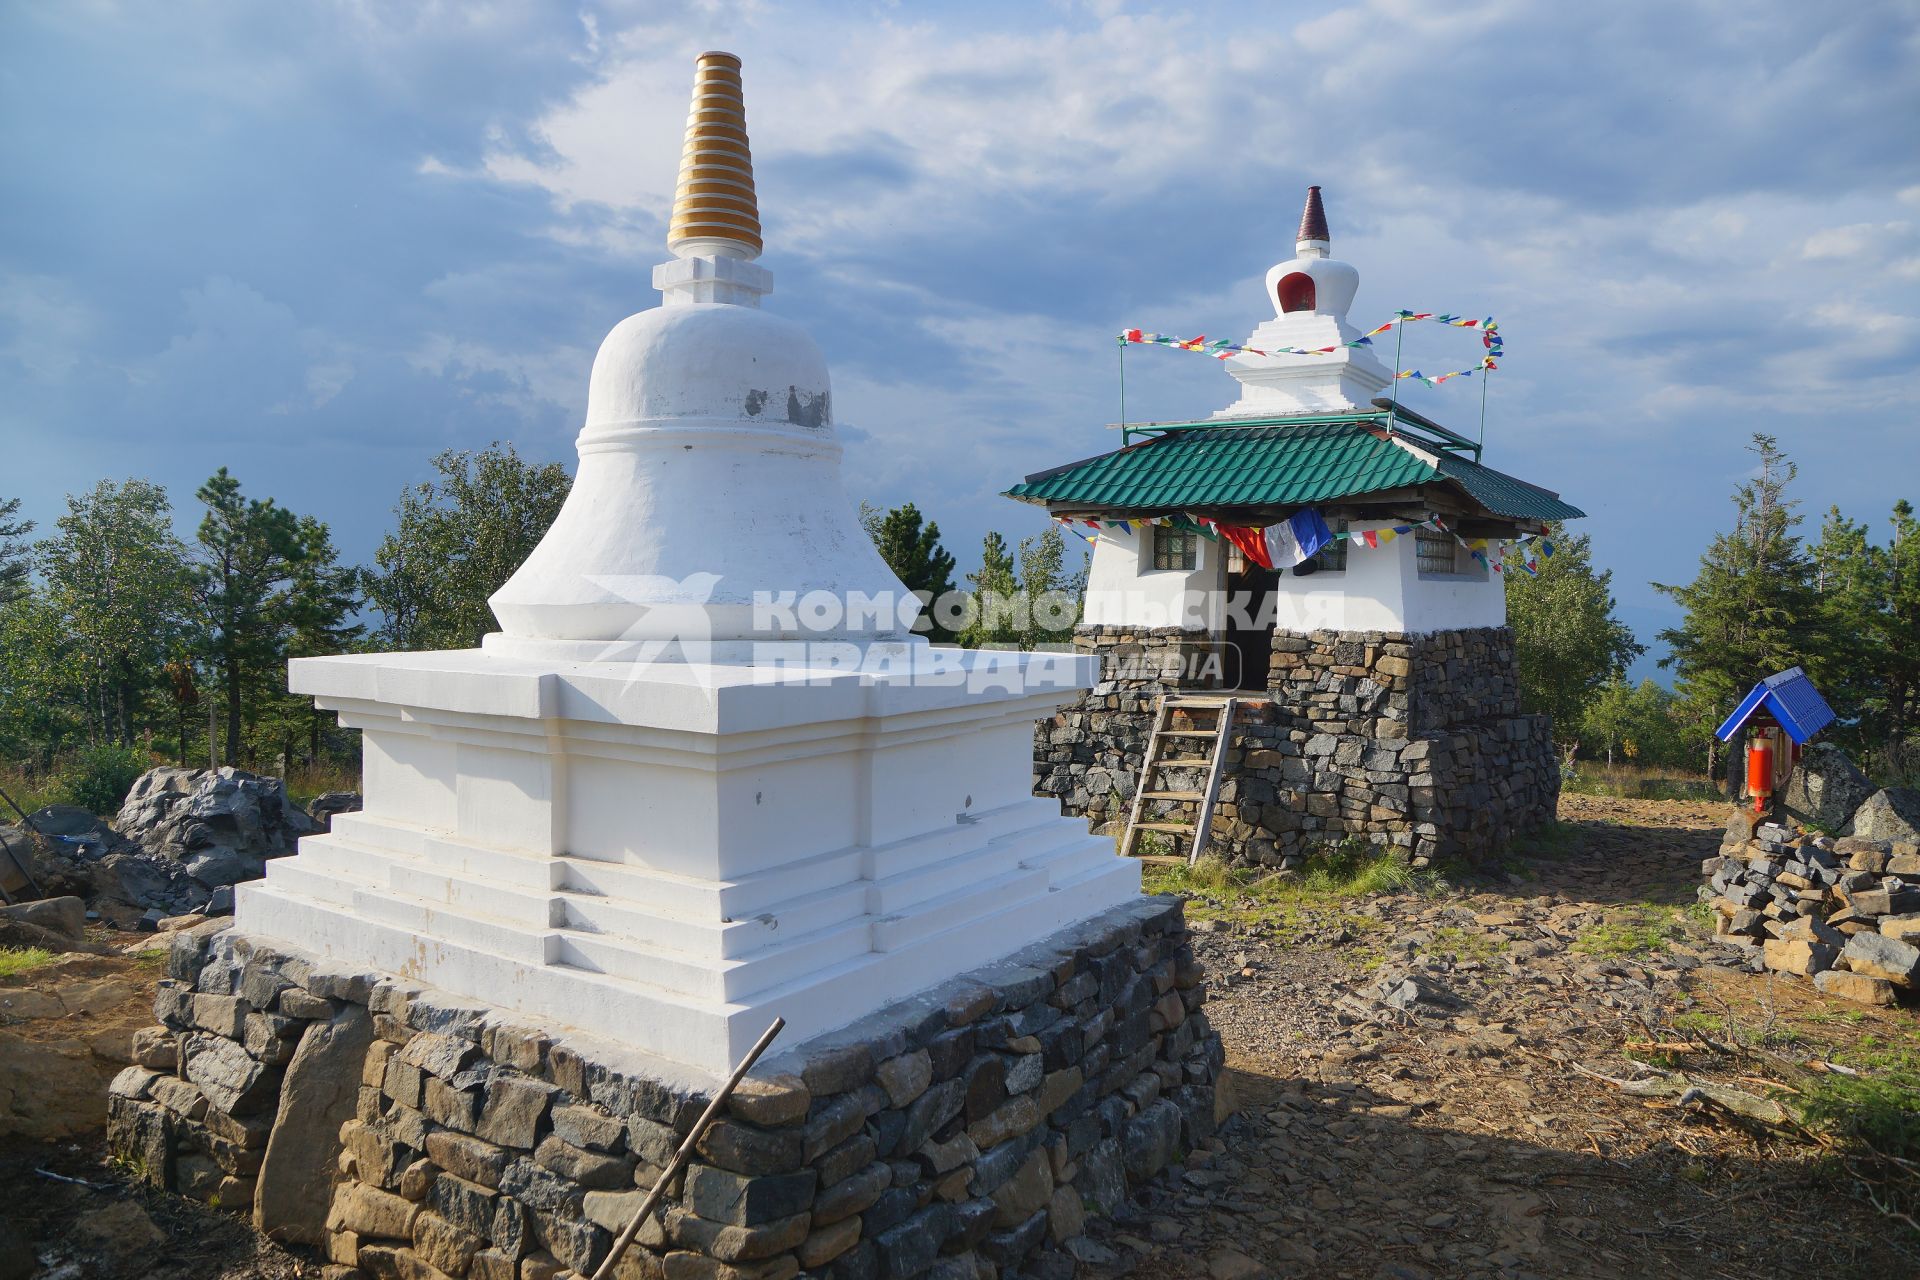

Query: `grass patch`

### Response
(1562, 762, 1722, 802)
(1570, 903, 1689, 958)
(285, 759, 361, 809)
(1145, 843, 1427, 949)
(1798, 1029, 1920, 1220)
(0, 946, 57, 977)
(1667, 981, 1920, 1226)
(1147, 841, 1428, 906)
(1427, 925, 1504, 964)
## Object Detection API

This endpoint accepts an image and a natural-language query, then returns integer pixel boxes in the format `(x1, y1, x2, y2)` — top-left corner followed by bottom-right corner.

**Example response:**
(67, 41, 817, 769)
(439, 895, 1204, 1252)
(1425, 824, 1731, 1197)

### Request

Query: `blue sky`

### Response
(4, 1, 1918, 679)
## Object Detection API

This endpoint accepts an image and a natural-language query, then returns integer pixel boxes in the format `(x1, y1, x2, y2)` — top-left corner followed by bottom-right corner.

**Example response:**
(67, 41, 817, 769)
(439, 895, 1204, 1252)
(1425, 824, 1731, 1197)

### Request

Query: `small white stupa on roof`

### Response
(237, 52, 1139, 1076)
(1217, 185, 1393, 417)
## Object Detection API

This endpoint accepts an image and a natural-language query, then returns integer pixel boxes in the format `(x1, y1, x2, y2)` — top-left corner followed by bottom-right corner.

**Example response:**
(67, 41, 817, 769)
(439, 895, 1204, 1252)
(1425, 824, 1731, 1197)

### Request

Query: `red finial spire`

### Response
(1297, 185, 1329, 245)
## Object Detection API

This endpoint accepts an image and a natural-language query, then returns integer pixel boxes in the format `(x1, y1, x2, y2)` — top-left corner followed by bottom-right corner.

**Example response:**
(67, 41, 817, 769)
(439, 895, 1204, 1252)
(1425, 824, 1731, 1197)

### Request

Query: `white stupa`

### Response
(236, 52, 1139, 1076)
(1215, 185, 1393, 417)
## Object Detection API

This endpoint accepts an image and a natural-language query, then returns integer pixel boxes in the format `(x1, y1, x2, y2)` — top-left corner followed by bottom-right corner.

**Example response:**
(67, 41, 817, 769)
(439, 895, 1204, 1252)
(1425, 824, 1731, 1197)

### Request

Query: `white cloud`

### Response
(0, 273, 93, 381)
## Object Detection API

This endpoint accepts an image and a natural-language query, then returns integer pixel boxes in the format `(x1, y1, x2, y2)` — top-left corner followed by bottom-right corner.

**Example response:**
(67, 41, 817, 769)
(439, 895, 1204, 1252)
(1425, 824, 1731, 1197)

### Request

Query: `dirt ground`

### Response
(0, 935, 305, 1279)
(1, 794, 1915, 1279)
(1083, 794, 1920, 1280)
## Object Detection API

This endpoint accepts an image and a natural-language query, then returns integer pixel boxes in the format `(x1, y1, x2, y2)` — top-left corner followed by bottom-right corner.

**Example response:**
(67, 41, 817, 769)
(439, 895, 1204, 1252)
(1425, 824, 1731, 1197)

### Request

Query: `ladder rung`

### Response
(1163, 698, 1230, 708)
(1142, 790, 1205, 800)
(1158, 729, 1223, 738)
(1133, 854, 1190, 866)
(1151, 757, 1212, 767)
(1136, 821, 1195, 833)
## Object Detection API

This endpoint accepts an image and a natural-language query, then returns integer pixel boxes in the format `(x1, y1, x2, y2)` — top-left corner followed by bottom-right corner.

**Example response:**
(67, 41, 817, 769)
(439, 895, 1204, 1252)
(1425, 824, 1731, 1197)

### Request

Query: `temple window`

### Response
(1152, 526, 1198, 571)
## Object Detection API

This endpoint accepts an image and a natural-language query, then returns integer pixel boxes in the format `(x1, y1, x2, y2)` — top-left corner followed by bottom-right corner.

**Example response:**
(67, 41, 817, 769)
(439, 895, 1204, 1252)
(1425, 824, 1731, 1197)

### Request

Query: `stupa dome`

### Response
(583, 303, 830, 433)
(1263, 188, 1359, 321)
(485, 51, 913, 657)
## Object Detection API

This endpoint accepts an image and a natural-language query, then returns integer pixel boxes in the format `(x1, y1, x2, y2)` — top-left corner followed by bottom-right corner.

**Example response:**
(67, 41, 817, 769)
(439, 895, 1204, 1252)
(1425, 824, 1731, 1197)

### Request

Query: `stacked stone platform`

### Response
(109, 897, 1222, 1280)
(1036, 625, 1558, 868)
(1704, 811, 1920, 1005)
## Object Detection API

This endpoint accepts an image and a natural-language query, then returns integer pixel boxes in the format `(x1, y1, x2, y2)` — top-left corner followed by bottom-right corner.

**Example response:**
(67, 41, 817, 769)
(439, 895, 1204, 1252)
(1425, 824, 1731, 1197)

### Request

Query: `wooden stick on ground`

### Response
(590, 1017, 786, 1280)
(1569, 1060, 1795, 1127)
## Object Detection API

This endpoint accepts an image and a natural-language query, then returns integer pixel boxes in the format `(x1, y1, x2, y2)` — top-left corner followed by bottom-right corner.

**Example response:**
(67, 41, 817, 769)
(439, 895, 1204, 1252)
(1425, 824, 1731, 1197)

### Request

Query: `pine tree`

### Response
(1505, 523, 1642, 744)
(1883, 500, 1920, 752)
(0, 497, 33, 605)
(960, 531, 1020, 648)
(865, 503, 957, 641)
(1810, 504, 1883, 743)
(192, 469, 316, 766)
(1654, 434, 1824, 786)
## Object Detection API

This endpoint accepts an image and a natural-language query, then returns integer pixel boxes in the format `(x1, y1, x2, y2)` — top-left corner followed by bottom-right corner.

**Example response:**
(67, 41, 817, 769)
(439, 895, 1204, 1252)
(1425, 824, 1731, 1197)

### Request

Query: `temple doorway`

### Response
(1223, 561, 1278, 691)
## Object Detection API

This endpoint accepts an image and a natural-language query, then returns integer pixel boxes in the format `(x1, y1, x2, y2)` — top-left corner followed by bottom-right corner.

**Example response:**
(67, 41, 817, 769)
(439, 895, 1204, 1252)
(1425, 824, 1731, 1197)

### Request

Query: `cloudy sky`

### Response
(4, 0, 1918, 675)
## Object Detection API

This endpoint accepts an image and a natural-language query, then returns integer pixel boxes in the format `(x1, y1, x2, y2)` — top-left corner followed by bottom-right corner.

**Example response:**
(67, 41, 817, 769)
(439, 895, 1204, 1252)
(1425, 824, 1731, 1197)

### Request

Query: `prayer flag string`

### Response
(1118, 310, 1503, 386)
(1052, 510, 1554, 573)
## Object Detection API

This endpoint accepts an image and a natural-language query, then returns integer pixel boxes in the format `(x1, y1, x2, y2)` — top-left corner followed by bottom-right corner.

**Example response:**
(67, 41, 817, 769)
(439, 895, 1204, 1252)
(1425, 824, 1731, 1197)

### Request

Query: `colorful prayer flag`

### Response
(1263, 509, 1334, 569)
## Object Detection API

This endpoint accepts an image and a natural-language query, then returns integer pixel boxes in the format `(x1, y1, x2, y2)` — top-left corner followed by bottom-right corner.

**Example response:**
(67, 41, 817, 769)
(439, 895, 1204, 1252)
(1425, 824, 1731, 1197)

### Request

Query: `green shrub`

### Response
(52, 743, 150, 815)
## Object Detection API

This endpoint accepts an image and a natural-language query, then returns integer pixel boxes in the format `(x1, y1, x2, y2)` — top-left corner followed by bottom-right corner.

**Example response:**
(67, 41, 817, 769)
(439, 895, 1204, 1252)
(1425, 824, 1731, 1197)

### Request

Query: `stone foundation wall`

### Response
(1036, 625, 1557, 868)
(109, 898, 1222, 1280)
(1408, 629, 1522, 734)
(1068, 626, 1222, 692)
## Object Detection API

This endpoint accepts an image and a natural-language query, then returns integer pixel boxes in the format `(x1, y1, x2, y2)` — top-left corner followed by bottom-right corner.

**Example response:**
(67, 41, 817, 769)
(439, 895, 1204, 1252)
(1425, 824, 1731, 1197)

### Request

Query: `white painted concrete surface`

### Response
(238, 58, 1141, 1074)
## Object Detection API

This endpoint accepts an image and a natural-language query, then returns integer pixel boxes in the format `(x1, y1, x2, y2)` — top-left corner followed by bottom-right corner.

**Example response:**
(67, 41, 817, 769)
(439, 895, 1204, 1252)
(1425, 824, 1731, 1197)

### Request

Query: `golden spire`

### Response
(667, 51, 762, 260)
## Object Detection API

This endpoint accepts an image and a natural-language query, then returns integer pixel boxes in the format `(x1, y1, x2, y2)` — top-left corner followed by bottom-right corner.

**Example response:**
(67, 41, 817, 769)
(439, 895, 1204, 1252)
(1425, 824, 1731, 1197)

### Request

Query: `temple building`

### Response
(1007, 188, 1582, 868)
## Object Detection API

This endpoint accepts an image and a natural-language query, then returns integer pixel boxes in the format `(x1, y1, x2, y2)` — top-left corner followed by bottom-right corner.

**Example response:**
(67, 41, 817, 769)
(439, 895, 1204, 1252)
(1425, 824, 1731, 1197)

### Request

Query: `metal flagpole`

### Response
(1387, 320, 1405, 426)
(1118, 339, 1129, 445)
(1476, 364, 1489, 458)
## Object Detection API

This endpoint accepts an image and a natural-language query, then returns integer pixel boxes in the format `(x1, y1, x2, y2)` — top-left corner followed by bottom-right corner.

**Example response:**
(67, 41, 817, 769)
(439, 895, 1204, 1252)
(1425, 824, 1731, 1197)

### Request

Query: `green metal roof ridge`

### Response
(1004, 419, 1583, 523)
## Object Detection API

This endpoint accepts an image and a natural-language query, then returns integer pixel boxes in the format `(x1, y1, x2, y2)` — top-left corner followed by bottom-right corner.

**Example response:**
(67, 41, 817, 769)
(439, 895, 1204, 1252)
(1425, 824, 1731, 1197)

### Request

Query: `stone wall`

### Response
(109, 898, 1222, 1280)
(1067, 626, 1223, 692)
(1036, 625, 1557, 869)
(1408, 629, 1522, 734)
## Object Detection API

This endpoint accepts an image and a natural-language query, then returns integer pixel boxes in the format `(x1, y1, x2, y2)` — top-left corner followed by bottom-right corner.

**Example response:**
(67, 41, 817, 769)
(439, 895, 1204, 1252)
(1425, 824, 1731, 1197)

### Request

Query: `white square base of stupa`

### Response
(234, 644, 1139, 1075)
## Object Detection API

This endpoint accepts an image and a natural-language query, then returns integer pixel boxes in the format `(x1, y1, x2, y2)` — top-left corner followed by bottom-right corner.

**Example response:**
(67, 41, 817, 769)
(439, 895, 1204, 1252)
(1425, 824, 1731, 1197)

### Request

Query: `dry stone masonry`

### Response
(109, 897, 1222, 1280)
(1701, 744, 1920, 1005)
(1705, 810, 1920, 1005)
(1036, 625, 1558, 868)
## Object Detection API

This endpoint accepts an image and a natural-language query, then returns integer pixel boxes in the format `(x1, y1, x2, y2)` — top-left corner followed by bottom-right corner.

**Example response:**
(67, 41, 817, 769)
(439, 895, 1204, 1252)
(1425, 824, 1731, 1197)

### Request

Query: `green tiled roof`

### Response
(1005, 418, 1583, 523)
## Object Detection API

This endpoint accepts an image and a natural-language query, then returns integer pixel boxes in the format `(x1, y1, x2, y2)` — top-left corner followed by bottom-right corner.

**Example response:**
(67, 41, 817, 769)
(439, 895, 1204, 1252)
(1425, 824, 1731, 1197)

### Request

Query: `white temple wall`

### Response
(1400, 552, 1508, 631)
(1082, 526, 1226, 630)
(1085, 525, 1505, 635)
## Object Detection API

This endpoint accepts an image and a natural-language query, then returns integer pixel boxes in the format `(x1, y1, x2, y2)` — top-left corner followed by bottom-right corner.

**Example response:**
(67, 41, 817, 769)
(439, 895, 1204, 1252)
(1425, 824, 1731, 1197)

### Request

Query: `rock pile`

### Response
(1703, 809, 1920, 1005)
(116, 767, 319, 885)
(0, 767, 323, 928)
(111, 897, 1223, 1279)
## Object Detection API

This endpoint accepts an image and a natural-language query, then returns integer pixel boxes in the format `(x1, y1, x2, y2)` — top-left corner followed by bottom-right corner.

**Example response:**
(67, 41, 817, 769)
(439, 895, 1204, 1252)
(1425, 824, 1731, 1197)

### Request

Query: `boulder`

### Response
(1813, 969, 1898, 1006)
(115, 767, 319, 867)
(1783, 743, 1876, 832)
(88, 850, 204, 918)
(0, 912, 103, 956)
(0, 894, 84, 940)
(1851, 788, 1920, 844)
(256, 1005, 374, 1245)
(27, 804, 115, 839)
(307, 792, 362, 833)
(1841, 931, 1920, 987)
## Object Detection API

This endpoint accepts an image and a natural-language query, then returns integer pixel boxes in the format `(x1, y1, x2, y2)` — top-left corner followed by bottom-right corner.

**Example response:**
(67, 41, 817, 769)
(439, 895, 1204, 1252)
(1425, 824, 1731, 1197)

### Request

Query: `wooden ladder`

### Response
(1119, 695, 1239, 866)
